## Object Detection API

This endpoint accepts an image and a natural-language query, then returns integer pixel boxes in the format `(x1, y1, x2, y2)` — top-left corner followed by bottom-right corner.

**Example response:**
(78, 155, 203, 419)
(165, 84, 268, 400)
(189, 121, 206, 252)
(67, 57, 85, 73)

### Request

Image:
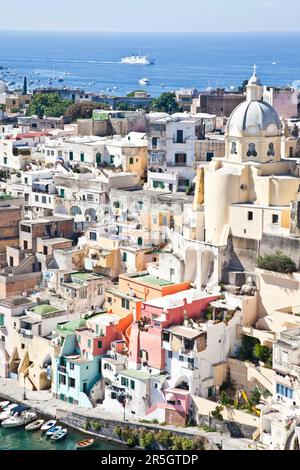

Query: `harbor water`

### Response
(0, 424, 126, 450)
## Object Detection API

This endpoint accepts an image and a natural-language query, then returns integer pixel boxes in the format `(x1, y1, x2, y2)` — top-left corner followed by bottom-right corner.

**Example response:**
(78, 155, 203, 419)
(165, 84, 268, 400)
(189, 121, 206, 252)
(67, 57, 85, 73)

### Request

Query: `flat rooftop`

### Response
(144, 289, 213, 309)
(165, 324, 204, 339)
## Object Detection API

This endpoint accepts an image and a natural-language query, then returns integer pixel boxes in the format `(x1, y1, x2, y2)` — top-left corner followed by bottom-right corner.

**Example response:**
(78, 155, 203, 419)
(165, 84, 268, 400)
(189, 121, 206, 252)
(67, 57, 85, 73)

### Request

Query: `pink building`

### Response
(128, 289, 219, 372)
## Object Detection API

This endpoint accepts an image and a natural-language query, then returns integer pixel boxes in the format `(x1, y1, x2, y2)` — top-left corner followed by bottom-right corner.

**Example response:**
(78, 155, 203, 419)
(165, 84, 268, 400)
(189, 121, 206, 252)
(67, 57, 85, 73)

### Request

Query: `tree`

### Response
(239, 335, 259, 362)
(211, 405, 224, 421)
(253, 343, 272, 365)
(67, 101, 110, 121)
(151, 92, 179, 113)
(238, 79, 249, 93)
(27, 93, 70, 117)
(257, 251, 297, 274)
(250, 387, 261, 406)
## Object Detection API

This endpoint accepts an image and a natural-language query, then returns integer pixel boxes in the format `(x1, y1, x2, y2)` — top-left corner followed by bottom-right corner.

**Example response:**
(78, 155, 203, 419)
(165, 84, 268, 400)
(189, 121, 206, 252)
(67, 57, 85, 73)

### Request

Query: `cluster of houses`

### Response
(0, 69, 300, 449)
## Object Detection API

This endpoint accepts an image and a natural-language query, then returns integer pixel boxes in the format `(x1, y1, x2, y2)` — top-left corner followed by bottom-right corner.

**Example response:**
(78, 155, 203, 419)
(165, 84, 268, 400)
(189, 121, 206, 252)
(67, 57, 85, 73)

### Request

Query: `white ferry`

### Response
(121, 55, 154, 65)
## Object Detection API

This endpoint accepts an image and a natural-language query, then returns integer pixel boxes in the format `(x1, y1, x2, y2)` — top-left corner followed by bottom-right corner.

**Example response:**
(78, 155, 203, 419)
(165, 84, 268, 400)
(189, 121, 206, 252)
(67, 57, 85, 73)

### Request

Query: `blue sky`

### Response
(1, 0, 299, 32)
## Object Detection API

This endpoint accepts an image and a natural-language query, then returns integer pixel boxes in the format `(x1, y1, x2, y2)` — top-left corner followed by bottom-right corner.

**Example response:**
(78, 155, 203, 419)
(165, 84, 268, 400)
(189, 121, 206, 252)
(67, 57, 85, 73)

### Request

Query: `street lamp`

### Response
(23, 375, 27, 401)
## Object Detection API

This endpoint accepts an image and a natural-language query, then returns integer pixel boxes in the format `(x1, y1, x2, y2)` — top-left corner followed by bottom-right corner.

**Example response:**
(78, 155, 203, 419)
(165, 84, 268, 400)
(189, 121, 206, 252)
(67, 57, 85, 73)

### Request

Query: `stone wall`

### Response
(58, 410, 213, 449)
(197, 414, 256, 439)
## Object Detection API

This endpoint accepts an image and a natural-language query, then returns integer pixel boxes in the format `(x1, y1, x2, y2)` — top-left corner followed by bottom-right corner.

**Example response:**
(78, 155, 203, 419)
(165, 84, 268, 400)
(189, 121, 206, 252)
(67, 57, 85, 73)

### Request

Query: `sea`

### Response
(0, 424, 125, 451)
(0, 31, 300, 97)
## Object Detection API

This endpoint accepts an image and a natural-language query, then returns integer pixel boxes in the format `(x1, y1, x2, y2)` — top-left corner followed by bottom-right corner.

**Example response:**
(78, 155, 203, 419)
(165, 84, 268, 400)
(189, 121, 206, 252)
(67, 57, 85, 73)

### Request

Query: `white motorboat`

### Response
(2, 410, 37, 428)
(0, 404, 18, 421)
(139, 78, 149, 86)
(121, 55, 154, 65)
(0, 401, 10, 410)
(41, 419, 57, 432)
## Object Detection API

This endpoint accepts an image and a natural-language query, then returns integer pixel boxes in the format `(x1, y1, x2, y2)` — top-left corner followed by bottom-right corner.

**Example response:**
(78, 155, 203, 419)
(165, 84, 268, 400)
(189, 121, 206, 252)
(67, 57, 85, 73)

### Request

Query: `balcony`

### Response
(17, 328, 33, 339)
(166, 162, 187, 167)
(58, 365, 67, 374)
(172, 138, 187, 144)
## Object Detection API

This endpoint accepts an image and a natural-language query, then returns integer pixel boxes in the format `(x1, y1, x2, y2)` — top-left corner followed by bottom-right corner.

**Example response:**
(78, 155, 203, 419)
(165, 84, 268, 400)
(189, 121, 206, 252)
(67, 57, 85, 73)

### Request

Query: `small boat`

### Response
(51, 428, 67, 442)
(0, 401, 10, 411)
(46, 425, 62, 438)
(139, 78, 149, 86)
(41, 419, 57, 432)
(76, 438, 95, 450)
(161, 83, 165, 87)
(25, 419, 45, 431)
(58, 78, 64, 83)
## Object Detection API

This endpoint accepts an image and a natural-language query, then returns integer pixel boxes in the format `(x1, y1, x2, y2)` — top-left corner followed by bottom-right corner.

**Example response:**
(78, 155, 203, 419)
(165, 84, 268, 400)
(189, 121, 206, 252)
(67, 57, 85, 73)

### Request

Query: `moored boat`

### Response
(25, 419, 45, 431)
(76, 438, 95, 449)
(41, 419, 57, 432)
(51, 428, 67, 442)
(46, 425, 62, 438)
(2, 410, 37, 428)
(0, 401, 10, 411)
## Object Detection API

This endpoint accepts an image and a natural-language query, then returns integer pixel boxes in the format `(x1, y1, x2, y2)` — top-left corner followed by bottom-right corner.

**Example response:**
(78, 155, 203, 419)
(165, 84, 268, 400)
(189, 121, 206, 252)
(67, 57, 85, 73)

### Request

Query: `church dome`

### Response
(227, 100, 281, 134)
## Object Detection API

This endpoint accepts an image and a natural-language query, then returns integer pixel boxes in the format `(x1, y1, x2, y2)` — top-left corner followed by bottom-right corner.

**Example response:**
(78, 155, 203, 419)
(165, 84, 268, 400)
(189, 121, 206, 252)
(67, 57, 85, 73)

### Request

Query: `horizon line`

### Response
(0, 29, 300, 34)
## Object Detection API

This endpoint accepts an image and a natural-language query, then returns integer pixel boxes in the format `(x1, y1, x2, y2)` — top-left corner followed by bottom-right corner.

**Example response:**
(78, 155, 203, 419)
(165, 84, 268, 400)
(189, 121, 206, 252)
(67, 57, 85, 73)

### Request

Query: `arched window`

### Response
(267, 143, 275, 157)
(231, 141, 237, 155)
(247, 143, 257, 157)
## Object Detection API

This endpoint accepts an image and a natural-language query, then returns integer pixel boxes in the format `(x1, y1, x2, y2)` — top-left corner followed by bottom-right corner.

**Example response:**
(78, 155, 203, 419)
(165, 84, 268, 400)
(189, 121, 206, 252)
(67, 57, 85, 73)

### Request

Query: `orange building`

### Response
(104, 271, 191, 345)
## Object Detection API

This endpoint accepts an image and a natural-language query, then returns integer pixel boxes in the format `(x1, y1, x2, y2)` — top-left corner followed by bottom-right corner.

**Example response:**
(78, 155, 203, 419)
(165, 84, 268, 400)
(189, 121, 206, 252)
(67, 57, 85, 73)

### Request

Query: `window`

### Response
(69, 151, 73, 161)
(162, 216, 168, 225)
(107, 297, 112, 304)
(129, 158, 134, 165)
(179, 355, 184, 362)
(178, 178, 189, 188)
(176, 130, 184, 143)
(59, 374, 66, 385)
(177, 400, 181, 405)
(87, 194, 94, 202)
(3, 157, 7, 165)
(175, 153, 187, 165)
(89, 232, 97, 241)
(248, 211, 253, 221)
(130, 380, 135, 390)
(272, 214, 279, 224)
(110, 155, 114, 164)
(206, 152, 214, 161)
(122, 252, 127, 262)
(168, 351, 173, 359)
(97, 285, 103, 295)
(35, 195, 39, 202)
(122, 298, 130, 310)
(152, 137, 158, 148)
(23, 241, 28, 250)
(70, 363, 74, 370)
(267, 143, 275, 157)
(0, 314, 5, 327)
(21, 224, 31, 233)
(104, 363, 112, 371)
(98, 340, 102, 349)
(139, 350, 149, 361)
(77, 335, 81, 343)
(87, 339, 92, 348)
(247, 143, 257, 157)
(276, 383, 293, 399)
(153, 217, 158, 225)
(80, 153, 85, 162)
(96, 153, 101, 164)
(289, 147, 294, 158)
(42, 196, 46, 204)
(137, 237, 143, 246)
(121, 377, 129, 387)
(68, 377, 76, 388)
(60, 189, 65, 198)
(231, 142, 237, 155)
(113, 201, 120, 209)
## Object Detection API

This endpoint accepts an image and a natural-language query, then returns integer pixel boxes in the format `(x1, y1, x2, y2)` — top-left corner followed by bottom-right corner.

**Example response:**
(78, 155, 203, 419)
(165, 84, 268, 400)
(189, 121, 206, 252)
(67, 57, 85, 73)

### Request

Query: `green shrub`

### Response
(156, 430, 173, 449)
(257, 251, 297, 274)
(181, 438, 195, 450)
(211, 405, 224, 421)
(140, 431, 155, 449)
(114, 426, 122, 437)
